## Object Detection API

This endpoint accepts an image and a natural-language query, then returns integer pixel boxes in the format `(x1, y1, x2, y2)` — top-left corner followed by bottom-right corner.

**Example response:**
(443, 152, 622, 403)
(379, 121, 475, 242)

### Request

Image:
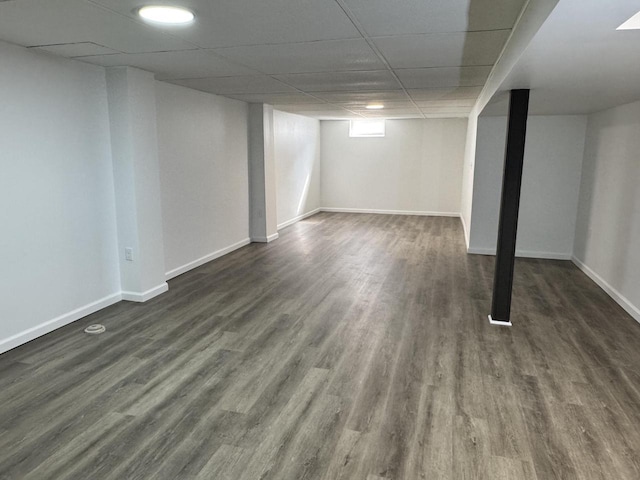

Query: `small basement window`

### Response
(349, 119, 385, 138)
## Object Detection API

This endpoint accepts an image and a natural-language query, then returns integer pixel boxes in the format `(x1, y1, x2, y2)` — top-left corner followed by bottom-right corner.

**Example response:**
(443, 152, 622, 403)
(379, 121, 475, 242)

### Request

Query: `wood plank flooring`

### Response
(1, 212, 639, 479)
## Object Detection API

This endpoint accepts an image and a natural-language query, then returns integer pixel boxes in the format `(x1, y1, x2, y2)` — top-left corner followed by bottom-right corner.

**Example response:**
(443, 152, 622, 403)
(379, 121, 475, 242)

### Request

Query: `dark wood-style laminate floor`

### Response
(1, 213, 639, 479)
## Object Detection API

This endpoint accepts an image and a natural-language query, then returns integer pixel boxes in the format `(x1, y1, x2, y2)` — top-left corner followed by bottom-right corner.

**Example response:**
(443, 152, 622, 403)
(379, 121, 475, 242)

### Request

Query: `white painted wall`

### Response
(468, 115, 587, 259)
(273, 110, 321, 228)
(248, 104, 278, 242)
(0, 42, 120, 352)
(106, 67, 167, 299)
(321, 119, 467, 215)
(155, 81, 250, 279)
(573, 100, 640, 322)
(460, 113, 479, 246)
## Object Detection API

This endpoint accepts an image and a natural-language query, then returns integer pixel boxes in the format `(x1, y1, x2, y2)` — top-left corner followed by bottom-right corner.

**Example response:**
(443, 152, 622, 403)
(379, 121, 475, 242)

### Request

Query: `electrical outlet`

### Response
(125, 247, 134, 261)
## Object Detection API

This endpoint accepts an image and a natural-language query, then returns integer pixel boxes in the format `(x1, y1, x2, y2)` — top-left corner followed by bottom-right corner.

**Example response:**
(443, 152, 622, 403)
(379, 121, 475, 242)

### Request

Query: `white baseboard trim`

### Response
(467, 247, 496, 256)
(251, 233, 279, 243)
(320, 207, 460, 217)
(467, 246, 572, 260)
(277, 208, 321, 230)
(571, 256, 640, 324)
(518, 250, 572, 260)
(488, 315, 512, 327)
(165, 238, 251, 280)
(121, 282, 169, 303)
(0, 292, 122, 355)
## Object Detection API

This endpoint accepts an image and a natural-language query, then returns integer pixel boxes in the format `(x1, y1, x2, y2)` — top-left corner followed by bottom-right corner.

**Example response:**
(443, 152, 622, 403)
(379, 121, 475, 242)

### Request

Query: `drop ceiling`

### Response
(0, 0, 528, 119)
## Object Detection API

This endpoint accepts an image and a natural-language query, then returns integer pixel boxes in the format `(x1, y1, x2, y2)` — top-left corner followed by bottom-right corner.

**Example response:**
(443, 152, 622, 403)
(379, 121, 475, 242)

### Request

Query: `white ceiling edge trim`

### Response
(617, 10, 640, 30)
(471, 0, 560, 117)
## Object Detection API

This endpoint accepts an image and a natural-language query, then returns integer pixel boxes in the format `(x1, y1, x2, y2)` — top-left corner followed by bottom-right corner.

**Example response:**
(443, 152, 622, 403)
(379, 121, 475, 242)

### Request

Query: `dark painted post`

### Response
(489, 89, 530, 326)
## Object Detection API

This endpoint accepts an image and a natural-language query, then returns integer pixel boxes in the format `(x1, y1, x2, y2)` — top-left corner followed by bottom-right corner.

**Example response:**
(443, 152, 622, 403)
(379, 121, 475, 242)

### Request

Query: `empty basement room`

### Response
(1, 0, 640, 478)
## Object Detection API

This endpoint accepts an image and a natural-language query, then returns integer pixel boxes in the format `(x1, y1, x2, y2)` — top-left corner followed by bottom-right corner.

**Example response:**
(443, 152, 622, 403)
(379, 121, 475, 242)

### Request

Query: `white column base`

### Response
(488, 315, 512, 326)
(121, 282, 168, 302)
(251, 233, 279, 243)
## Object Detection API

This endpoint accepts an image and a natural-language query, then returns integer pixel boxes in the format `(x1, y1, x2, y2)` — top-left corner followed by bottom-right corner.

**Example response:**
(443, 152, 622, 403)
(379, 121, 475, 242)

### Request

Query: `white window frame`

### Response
(349, 119, 386, 138)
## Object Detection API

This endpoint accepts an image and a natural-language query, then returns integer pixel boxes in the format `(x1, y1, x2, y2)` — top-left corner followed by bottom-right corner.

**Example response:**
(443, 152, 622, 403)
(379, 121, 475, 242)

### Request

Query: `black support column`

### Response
(489, 89, 530, 326)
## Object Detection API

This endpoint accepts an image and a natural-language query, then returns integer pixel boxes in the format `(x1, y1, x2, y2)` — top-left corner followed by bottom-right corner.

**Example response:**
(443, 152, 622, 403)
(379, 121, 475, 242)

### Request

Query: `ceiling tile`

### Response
(309, 112, 360, 118)
(343, 0, 526, 36)
(274, 104, 347, 112)
(0, 0, 193, 53)
(414, 99, 476, 107)
(354, 106, 422, 115)
(407, 87, 482, 100)
(396, 67, 491, 89)
(362, 111, 424, 119)
(274, 70, 401, 92)
(373, 30, 510, 69)
(214, 39, 385, 74)
(223, 92, 324, 104)
(78, 50, 257, 79)
(420, 106, 472, 114)
(312, 90, 410, 103)
(333, 101, 419, 111)
(32, 42, 120, 57)
(169, 75, 297, 95)
(275, 106, 358, 118)
(315, 114, 365, 119)
(92, 0, 360, 48)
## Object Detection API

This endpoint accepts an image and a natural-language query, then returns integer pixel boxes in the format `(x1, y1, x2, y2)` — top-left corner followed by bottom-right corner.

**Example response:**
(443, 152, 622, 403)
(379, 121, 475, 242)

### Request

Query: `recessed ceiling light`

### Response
(138, 5, 195, 25)
(366, 104, 385, 110)
(617, 10, 640, 30)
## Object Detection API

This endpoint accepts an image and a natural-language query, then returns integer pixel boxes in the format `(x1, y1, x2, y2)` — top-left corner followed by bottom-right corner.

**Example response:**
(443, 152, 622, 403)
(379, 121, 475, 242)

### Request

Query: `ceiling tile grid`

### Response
(170, 75, 298, 95)
(0, 0, 528, 119)
(395, 66, 493, 89)
(79, 49, 258, 79)
(32, 42, 120, 57)
(341, 0, 525, 36)
(213, 39, 386, 75)
(273, 70, 402, 93)
(371, 30, 510, 69)
(90, 0, 362, 48)
(0, 0, 194, 53)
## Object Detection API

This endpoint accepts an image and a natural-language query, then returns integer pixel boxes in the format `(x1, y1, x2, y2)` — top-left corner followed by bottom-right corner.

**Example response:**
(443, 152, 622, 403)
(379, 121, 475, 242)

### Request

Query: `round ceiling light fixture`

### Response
(366, 104, 385, 110)
(138, 5, 195, 25)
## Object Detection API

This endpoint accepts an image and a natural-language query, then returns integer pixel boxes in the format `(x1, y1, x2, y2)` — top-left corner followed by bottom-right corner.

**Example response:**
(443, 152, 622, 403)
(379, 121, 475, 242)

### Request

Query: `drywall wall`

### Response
(155, 81, 250, 279)
(321, 119, 467, 215)
(0, 42, 120, 352)
(106, 67, 167, 300)
(248, 104, 278, 242)
(460, 113, 479, 246)
(573, 100, 640, 322)
(273, 110, 321, 229)
(468, 115, 587, 259)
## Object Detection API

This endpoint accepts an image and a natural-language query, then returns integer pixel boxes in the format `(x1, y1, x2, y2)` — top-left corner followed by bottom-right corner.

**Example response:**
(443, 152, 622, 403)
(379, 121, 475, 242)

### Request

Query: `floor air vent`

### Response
(84, 324, 106, 335)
